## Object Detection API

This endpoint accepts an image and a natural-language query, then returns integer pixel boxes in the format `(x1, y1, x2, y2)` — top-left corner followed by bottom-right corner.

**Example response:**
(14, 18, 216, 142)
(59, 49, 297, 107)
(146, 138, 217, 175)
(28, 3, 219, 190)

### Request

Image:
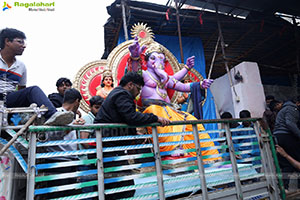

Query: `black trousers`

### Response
(275, 133, 300, 189)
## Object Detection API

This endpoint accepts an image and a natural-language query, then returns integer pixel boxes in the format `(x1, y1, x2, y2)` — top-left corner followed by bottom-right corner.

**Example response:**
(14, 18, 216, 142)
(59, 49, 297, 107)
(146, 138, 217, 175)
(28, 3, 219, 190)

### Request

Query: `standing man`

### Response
(273, 96, 300, 190)
(48, 77, 72, 108)
(94, 72, 170, 199)
(0, 28, 73, 125)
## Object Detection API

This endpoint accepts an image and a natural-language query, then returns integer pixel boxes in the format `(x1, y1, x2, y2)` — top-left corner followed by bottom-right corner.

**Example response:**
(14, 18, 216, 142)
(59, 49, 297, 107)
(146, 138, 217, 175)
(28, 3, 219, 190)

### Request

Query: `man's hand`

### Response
(128, 37, 146, 57)
(276, 145, 288, 158)
(76, 110, 82, 118)
(157, 117, 170, 126)
(73, 118, 85, 125)
(186, 56, 195, 70)
(200, 79, 214, 89)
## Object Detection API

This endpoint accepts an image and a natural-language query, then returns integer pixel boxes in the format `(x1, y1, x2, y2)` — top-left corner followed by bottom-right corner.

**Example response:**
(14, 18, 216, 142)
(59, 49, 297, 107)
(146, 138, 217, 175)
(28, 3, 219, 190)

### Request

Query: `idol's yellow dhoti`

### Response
(144, 104, 219, 162)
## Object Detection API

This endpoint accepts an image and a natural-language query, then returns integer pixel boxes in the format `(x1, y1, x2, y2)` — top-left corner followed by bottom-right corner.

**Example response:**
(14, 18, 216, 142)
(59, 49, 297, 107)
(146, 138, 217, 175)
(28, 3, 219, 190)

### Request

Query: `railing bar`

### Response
(192, 124, 209, 199)
(28, 118, 260, 132)
(36, 159, 97, 170)
(253, 121, 279, 200)
(5, 129, 29, 149)
(36, 133, 255, 148)
(96, 128, 105, 200)
(26, 132, 37, 200)
(151, 126, 165, 200)
(224, 123, 243, 200)
(49, 191, 98, 200)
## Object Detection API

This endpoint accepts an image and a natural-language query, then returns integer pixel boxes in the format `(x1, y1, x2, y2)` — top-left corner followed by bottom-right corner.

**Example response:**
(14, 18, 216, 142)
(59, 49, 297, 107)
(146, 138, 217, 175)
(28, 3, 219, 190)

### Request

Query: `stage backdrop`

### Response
(118, 31, 218, 137)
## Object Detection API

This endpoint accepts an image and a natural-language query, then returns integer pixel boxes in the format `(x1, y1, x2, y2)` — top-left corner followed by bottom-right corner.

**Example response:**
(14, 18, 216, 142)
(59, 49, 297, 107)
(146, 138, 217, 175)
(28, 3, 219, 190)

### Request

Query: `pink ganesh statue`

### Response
(128, 37, 220, 161)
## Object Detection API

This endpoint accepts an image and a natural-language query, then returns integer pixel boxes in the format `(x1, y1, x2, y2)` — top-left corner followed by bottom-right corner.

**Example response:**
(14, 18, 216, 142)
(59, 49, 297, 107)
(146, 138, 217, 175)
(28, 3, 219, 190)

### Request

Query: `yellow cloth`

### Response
(144, 104, 219, 161)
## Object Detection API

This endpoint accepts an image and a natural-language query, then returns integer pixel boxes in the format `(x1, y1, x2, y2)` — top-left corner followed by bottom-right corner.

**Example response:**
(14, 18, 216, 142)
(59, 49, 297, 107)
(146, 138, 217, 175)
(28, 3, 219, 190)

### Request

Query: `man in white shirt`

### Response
(40, 88, 85, 199)
(0, 28, 73, 125)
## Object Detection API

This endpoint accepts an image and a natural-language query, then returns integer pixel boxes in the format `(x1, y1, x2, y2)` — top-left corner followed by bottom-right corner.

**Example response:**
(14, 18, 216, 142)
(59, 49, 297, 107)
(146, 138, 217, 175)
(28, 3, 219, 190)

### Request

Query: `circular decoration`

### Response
(73, 60, 108, 113)
(130, 23, 154, 41)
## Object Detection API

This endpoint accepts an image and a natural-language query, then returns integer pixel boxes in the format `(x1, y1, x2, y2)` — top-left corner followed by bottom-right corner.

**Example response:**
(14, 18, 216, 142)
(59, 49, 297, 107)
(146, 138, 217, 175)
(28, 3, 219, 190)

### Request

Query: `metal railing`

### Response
(18, 118, 283, 200)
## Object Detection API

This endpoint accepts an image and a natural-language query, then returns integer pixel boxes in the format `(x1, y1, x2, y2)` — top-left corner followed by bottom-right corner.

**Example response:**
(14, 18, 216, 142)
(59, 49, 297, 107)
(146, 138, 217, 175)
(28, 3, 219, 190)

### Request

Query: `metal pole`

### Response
(96, 129, 105, 200)
(208, 35, 220, 79)
(175, 0, 184, 63)
(292, 17, 299, 97)
(121, 0, 129, 41)
(214, 3, 240, 102)
(0, 101, 3, 137)
(152, 126, 165, 200)
(253, 122, 280, 200)
(192, 124, 209, 199)
(26, 132, 37, 200)
(266, 126, 286, 199)
(224, 123, 243, 200)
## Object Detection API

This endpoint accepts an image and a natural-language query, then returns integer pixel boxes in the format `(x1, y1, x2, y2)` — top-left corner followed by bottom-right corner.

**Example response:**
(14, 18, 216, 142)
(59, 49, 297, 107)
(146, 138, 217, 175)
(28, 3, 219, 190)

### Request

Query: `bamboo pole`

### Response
(175, 0, 184, 63)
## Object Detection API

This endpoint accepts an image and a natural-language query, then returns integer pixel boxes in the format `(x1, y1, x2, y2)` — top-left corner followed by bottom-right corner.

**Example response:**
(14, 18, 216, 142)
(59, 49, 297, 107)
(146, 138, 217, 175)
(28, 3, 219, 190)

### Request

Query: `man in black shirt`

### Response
(48, 77, 72, 108)
(95, 72, 169, 199)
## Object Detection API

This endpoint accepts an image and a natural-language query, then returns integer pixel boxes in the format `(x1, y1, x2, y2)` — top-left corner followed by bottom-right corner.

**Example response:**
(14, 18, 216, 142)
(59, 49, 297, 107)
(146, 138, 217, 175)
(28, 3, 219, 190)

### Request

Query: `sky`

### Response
(0, 0, 168, 95)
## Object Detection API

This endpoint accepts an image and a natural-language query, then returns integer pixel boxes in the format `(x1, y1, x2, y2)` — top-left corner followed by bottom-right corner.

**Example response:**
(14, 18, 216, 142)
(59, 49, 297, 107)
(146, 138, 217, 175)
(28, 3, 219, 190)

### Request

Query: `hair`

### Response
(220, 112, 233, 119)
(63, 88, 82, 104)
(101, 75, 114, 88)
(89, 96, 104, 107)
(0, 28, 26, 49)
(269, 100, 280, 112)
(239, 110, 251, 118)
(292, 96, 300, 103)
(119, 72, 145, 87)
(266, 95, 275, 101)
(56, 77, 72, 87)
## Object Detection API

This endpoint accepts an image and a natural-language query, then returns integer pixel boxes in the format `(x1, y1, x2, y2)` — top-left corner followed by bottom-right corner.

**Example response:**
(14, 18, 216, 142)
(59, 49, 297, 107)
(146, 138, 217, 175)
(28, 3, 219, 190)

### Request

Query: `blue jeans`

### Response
(6, 86, 56, 119)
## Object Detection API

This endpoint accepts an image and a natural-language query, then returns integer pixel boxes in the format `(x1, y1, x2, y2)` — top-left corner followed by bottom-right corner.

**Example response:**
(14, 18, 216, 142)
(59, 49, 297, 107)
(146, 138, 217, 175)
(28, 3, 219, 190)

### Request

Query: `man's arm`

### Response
(80, 131, 91, 149)
(115, 92, 170, 126)
(18, 66, 27, 90)
(276, 145, 300, 170)
(115, 93, 158, 125)
(285, 107, 300, 139)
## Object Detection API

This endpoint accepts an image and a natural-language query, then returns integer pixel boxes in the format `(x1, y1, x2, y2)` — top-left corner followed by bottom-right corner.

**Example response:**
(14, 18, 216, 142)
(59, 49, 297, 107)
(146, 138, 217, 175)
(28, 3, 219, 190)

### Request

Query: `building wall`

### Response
(263, 84, 300, 102)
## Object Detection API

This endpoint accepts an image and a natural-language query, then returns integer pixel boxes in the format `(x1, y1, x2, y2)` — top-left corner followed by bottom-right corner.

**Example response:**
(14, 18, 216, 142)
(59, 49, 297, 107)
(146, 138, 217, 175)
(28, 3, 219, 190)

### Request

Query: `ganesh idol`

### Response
(127, 35, 219, 162)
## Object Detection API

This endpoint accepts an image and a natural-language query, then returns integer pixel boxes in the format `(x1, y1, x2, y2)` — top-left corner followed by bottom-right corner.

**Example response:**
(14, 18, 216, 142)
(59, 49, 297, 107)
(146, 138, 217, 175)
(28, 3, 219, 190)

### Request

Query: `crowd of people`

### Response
(1, 27, 299, 198)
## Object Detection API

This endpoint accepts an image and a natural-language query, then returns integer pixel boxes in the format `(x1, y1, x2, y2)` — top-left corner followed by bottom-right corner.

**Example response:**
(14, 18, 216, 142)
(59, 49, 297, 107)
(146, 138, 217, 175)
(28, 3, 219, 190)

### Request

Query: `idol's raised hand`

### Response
(201, 79, 214, 89)
(186, 56, 195, 70)
(128, 37, 146, 58)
